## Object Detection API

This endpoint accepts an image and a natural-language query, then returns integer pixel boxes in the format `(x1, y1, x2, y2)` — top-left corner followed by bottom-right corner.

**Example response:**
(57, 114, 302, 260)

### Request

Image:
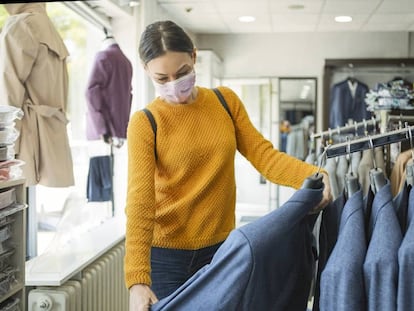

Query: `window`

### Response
(0, 3, 112, 257)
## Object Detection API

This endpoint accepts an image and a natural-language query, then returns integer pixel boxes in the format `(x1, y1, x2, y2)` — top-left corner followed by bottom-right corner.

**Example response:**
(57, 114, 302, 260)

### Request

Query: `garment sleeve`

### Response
(124, 110, 157, 288)
(0, 20, 38, 153)
(217, 87, 319, 189)
(85, 53, 111, 137)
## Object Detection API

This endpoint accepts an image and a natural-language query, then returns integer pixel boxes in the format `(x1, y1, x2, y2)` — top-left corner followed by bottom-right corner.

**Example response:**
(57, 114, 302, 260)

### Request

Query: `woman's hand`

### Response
(310, 172, 332, 214)
(129, 284, 159, 311)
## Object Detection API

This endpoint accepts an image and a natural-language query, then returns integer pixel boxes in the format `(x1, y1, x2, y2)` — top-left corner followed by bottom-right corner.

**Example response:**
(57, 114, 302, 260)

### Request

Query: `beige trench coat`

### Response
(0, 3, 74, 187)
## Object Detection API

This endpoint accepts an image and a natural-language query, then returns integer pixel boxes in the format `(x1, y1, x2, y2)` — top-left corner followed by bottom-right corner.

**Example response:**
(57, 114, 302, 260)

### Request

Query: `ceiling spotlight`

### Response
(238, 15, 256, 23)
(335, 15, 352, 23)
(129, 1, 140, 7)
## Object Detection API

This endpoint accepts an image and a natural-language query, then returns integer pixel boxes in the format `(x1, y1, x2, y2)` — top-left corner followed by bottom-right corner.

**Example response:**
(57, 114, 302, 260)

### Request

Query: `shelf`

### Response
(0, 178, 26, 310)
(0, 204, 26, 219)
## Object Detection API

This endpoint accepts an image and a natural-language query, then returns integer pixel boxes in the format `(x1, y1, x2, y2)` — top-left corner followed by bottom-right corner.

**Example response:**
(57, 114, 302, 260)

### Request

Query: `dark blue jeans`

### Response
(150, 242, 223, 299)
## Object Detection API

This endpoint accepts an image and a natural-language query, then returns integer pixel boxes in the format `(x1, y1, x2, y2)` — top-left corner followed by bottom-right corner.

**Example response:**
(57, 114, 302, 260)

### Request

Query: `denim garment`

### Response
(151, 183, 323, 311)
(86, 155, 112, 202)
(150, 243, 222, 300)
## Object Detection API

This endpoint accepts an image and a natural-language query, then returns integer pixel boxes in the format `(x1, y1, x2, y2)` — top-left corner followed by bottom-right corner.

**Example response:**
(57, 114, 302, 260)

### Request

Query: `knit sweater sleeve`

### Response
(124, 110, 156, 288)
(217, 86, 319, 189)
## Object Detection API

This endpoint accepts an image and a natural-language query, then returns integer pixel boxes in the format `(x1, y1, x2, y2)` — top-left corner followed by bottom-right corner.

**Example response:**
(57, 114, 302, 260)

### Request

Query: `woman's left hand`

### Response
(311, 172, 332, 213)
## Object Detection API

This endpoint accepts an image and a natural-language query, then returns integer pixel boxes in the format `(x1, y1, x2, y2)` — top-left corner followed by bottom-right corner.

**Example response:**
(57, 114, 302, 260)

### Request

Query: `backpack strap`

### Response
(213, 88, 232, 120)
(142, 88, 232, 160)
(142, 108, 158, 161)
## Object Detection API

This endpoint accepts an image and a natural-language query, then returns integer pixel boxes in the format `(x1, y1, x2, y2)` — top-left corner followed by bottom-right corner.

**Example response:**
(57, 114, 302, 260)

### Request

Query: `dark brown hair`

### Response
(139, 20, 194, 65)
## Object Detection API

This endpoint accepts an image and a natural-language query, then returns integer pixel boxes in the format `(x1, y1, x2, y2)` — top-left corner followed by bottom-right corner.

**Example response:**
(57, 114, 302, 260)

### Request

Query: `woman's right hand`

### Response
(129, 284, 159, 311)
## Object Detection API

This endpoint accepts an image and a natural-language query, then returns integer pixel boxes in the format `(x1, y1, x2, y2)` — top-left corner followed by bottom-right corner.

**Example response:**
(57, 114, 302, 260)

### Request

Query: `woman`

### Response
(125, 20, 332, 311)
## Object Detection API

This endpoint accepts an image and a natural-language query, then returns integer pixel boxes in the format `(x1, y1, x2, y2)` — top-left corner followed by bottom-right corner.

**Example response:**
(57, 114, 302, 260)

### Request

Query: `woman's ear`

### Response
(142, 62, 150, 74)
(192, 48, 197, 65)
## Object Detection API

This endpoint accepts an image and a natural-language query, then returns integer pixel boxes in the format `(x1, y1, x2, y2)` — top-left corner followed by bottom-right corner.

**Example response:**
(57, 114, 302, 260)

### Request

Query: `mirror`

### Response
(278, 77, 317, 160)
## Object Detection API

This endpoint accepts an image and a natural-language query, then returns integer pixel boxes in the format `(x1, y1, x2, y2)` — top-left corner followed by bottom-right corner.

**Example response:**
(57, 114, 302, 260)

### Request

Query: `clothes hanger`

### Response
(302, 144, 328, 190)
(368, 136, 386, 194)
(345, 136, 360, 199)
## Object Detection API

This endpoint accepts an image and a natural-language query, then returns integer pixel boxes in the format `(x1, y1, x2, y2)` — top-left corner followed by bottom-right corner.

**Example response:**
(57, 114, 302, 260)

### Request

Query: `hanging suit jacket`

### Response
(312, 193, 346, 311)
(363, 182, 402, 311)
(390, 149, 412, 197)
(324, 157, 340, 200)
(85, 42, 133, 140)
(358, 148, 386, 196)
(0, 3, 74, 187)
(329, 79, 371, 129)
(336, 155, 349, 195)
(151, 182, 323, 311)
(397, 185, 414, 311)
(393, 182, 411, 234)
(320, 189, 367, 311)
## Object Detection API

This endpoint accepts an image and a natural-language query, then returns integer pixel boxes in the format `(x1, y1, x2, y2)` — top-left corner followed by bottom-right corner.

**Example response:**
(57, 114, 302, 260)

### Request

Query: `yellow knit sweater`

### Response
(124, 86, 320, 288)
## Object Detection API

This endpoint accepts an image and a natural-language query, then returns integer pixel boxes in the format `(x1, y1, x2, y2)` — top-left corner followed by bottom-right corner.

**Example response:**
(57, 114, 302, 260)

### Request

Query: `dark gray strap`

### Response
(213, 88, 232, 120)
(143, 89, 231, 160)
(142, 108, 158, 160)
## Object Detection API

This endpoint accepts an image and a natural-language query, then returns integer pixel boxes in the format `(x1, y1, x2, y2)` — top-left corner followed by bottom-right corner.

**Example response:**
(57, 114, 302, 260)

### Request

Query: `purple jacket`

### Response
(85, 43, 133, 140)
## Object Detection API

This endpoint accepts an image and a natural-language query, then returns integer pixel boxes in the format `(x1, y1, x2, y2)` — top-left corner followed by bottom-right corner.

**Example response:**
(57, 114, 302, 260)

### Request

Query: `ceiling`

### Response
(156, 0, 414, 34)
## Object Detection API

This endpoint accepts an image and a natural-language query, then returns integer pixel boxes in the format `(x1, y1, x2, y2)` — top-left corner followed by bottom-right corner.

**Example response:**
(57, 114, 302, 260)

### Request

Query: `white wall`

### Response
(196, 31, 414, 130)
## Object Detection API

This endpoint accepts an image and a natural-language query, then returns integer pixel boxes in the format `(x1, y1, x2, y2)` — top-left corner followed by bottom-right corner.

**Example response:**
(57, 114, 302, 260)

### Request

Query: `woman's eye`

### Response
(157, 78, 168, 83)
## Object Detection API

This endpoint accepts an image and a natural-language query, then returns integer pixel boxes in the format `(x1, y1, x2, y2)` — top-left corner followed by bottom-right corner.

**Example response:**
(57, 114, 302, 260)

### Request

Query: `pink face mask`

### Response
(153, 71, 196, 103)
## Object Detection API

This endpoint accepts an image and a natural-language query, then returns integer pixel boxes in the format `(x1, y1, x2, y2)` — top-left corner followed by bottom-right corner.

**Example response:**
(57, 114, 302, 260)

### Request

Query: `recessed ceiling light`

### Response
(238, 15, 256, 23)
(335, 15, 353, 23)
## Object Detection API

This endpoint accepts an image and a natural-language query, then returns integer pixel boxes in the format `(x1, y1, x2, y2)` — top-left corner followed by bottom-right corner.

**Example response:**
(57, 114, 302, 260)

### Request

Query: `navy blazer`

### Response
(329, 79, 371, 129)
(393, 182, 411, 234)
(151, 183, 323, 311)
(312, 193, 345, 311)
(363, 182, 402, 311)
(320, 189, 367, 311)
(397, 186, 414, 311)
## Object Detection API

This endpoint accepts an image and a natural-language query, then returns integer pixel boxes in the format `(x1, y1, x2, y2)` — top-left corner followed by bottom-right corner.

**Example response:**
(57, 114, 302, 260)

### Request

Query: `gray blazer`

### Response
(363, 182, 402, 311)
(151, 183, 323, 311)
(320, 189, 367, 311)
(397, 186, 414, 311)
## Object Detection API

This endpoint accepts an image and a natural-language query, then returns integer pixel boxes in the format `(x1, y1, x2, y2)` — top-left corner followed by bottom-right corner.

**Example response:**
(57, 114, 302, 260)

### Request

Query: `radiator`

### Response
(28, 242, 129, 311)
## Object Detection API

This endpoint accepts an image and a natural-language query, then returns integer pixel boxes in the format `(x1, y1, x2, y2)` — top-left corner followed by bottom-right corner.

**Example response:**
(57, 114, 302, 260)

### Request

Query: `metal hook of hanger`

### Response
(317, 144, 330, 176)
(406, 122, 414, 160)
(368, 135, 377, 170)
(328, 128, 333, 144)
(345, 136, 360, 197)
(347, 136, 353, 173)
(354, 121, 359, 137)
(363, 119, 368, 136)
(405, 122, 414, 186)
(371, 116, 377, 134)
(368, 135, 386, 193)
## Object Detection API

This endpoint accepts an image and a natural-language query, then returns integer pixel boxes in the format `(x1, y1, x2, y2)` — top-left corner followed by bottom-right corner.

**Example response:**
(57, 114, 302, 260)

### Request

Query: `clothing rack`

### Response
(311, 117, 379, 140)
(325, 126, 414, 158)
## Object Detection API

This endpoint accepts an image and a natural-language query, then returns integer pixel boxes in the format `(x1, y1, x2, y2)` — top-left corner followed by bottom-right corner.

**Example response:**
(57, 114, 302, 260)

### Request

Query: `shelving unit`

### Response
(0, 178, 26, 311)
